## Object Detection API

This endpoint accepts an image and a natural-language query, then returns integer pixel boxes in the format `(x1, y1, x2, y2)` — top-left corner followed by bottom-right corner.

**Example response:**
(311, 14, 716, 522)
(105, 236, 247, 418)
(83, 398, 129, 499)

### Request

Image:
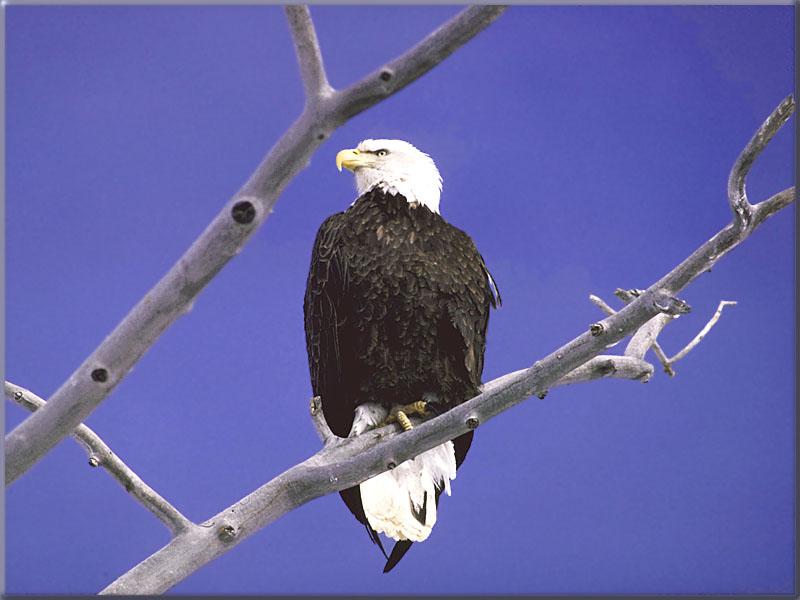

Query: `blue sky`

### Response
(4, 4, 795, 595)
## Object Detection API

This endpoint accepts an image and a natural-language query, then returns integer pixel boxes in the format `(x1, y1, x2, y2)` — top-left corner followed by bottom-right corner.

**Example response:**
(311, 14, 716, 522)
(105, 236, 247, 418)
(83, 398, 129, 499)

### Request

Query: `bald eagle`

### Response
(304, 139, 500, 572)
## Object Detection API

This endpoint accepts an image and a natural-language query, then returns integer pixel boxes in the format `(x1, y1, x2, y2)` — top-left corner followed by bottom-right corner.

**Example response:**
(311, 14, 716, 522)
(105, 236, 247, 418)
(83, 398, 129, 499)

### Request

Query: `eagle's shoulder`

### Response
(313, 211, 347, 249)
(435, 215, 501, 309)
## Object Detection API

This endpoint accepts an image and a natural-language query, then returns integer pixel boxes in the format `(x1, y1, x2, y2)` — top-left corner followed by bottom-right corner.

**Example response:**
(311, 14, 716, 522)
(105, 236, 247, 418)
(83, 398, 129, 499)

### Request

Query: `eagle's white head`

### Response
(336, 139, 443, 214)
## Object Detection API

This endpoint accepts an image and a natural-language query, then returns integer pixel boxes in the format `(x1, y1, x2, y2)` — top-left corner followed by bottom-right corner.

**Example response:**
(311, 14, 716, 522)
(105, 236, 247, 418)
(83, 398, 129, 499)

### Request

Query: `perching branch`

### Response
(103, 324, 672, 595)
(4, 5, 508, 486)
(101, 93, 794, 596)
(5, 382, 193, 536)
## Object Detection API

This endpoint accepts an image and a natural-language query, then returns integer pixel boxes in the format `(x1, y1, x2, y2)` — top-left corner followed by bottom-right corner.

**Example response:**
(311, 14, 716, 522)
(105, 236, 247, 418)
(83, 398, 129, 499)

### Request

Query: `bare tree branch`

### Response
(615, 289, 677, 373)
(612, 288, 691, 364)
(100, 96, 794, 594)
(4, 5, 508, 486)
(329, 6, 507, 124)
(591, 293, 674, 374)
(589, 293, 616, 316)
(668, 300, 737, 364)
(5, 382, 193, 536)
(606, 291, 743, 374)
(727, 94, 795, 230)
(102, 339, 665, 595)
(625, 314, 676, 360)
(752, 186, 795, 228)
(285, 5, 332, 103)
(497, 355, 656, 398)
(553, 356, 654, 386)
(309, 395, 335, 445)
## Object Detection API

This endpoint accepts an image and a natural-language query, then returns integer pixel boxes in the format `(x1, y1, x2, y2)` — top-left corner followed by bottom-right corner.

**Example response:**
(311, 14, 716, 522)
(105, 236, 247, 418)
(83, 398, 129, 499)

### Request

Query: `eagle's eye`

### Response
(376, 149, 388, 157)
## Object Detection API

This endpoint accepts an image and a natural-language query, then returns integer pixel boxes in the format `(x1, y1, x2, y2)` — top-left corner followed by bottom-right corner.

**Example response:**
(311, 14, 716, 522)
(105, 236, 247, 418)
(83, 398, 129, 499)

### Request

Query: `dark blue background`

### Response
(5, 5, 795, 595)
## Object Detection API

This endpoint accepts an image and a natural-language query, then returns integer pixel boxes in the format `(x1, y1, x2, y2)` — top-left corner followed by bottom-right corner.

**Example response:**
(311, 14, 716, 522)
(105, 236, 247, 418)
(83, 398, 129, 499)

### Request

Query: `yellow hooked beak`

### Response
(336, 148, 371, 172)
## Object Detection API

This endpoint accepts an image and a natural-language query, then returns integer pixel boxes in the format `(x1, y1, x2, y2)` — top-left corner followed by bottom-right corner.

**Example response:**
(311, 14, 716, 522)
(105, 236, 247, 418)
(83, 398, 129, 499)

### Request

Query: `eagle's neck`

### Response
(354, 173, 441, 214)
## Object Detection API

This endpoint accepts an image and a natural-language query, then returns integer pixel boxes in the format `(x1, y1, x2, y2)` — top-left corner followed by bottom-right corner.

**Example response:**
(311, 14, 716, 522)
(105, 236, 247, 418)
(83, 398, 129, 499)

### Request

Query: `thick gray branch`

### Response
(5, 382, 192, 536)
(4, 5, 508, 486)
(285, 5, 332, 102)
(727, 94, 794, 230)
(591, 293, 674, 375)
(101, 97, 794, 594)
(328, 5, 507, 124)
(647, 187, 794, 299)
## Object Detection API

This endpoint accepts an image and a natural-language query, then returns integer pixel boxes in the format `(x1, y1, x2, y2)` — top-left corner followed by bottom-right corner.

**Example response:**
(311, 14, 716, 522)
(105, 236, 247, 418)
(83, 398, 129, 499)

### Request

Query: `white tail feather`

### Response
(350, 402, 458, 542)
(360, 441, 456, 542)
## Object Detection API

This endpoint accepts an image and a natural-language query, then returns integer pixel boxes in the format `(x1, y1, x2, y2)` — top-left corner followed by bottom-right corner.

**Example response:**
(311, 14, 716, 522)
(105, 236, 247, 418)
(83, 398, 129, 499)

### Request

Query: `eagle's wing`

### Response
(442, 227, 501, 395)
(303, 213, 390, 560)
(303, 212, 354, 437)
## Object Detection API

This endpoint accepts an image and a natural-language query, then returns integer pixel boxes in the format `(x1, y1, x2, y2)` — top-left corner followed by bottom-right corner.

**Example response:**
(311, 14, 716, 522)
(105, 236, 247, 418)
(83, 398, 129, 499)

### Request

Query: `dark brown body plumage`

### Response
(303, 187, 499, 571)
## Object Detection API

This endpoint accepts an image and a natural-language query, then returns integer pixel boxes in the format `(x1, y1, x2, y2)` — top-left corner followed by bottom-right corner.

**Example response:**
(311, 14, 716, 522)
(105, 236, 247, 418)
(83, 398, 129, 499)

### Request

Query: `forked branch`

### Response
(5, 4, 508, 486)
(591, 292, 674, 373)
(590, 292, 738, 376)
(728, 95, 795, 230)
(5, 382, 193, 536)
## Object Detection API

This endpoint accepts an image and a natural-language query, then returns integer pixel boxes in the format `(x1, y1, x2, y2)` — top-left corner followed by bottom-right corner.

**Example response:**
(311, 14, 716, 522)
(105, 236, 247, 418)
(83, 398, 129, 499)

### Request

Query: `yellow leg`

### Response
(395, 410, 413, 431)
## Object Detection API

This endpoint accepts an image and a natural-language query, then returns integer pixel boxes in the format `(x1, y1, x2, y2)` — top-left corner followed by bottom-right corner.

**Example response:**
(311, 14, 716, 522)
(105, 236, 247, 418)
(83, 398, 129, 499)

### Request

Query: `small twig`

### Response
(727, 94, 795, 231)
(285, 5, 332, 103)
(309, 396, 336, 445)
(667, 300, 738, 365)
(589, 294, 616, 316)
(5, 381, 193, 536)
(652, 345, 674, 376)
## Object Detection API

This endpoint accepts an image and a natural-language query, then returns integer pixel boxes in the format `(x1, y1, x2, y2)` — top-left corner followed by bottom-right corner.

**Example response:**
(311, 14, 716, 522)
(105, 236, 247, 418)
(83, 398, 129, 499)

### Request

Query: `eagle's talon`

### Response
(408, 400, 428, 416)
(383, 400, 428, 430)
